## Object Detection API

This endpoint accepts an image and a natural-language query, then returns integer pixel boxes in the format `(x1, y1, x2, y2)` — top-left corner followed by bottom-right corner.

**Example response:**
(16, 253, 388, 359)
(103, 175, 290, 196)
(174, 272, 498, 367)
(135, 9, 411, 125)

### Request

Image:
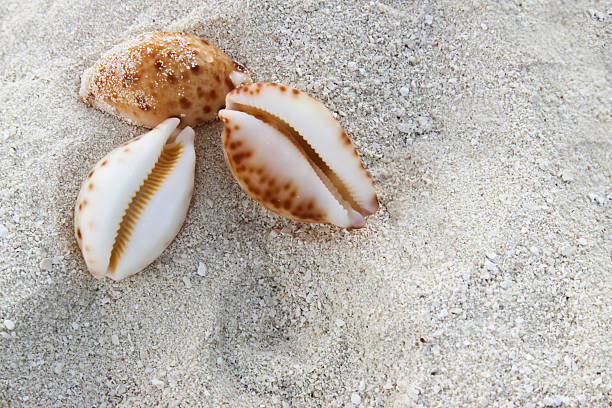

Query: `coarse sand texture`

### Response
(0, 1, 610, 407)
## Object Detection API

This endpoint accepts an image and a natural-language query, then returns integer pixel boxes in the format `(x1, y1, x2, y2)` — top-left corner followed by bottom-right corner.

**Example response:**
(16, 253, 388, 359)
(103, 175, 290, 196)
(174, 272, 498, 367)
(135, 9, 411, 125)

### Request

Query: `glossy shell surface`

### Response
(74, 118, 196, 280)
(80, 32, 252, 128)
(219, 83, 378, 228)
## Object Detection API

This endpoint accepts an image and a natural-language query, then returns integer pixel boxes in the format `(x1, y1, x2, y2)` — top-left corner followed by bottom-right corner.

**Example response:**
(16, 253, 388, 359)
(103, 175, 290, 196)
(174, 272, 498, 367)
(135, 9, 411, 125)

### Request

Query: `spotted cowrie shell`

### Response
(79, 32, 252, 128)
(74, 118, 195, 280)
(218, 83, 378, 228)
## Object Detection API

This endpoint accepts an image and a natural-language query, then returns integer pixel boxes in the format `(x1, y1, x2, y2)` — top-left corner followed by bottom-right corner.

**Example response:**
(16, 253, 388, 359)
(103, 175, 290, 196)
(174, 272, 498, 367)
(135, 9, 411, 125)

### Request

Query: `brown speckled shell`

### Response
(79, 32, 251, 128)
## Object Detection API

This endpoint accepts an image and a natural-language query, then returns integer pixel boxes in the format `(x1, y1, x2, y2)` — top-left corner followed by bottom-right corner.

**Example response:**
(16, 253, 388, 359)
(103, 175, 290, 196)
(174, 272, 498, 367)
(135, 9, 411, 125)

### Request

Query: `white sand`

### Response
(1, 1, 611, 407)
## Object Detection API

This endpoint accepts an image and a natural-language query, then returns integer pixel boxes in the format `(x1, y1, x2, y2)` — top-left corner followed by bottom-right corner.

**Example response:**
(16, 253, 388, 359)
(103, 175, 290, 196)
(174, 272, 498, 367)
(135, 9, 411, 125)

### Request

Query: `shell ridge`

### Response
(107, 141, 184, 273)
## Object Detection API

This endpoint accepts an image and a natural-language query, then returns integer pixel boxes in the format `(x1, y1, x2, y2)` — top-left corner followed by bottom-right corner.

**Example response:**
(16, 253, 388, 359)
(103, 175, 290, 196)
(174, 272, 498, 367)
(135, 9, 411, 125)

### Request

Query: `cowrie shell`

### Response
(80, 32, 252, 128)
(219, 83, 378, 228)
(74, 118, 196, 280)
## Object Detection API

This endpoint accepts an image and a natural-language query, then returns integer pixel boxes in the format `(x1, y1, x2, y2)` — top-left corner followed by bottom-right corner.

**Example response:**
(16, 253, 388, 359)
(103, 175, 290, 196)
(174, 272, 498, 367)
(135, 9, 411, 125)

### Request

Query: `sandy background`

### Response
(1, 0, 610, 407)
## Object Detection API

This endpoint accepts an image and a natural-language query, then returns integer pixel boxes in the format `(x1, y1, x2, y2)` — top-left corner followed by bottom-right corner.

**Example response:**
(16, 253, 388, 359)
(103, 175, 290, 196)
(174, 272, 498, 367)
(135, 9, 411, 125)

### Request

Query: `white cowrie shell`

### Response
(80, 32, 252, 128)
(74, 118, 195, 280)
(219, 83, 378, 228)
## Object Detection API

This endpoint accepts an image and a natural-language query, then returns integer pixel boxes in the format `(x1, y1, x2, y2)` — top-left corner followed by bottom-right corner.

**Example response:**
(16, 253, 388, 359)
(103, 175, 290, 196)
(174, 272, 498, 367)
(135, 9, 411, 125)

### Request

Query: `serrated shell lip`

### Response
(74, 118, 195, 280)
(219, 108, 364, 228)
(220, 82, 378, 227)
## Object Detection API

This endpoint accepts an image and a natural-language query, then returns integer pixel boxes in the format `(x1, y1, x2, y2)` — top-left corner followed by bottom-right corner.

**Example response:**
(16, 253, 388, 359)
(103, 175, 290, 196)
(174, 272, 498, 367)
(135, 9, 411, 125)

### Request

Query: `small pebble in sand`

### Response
(183, 277, 192, 288)
(399, 86, 410, 97)
(559, 245, 576, 257)
(40, 258, 53, 271)
(398, 123, 412, 134)
(173, 254, 188, 264)
(0, 224, 8, 238)
(560, 169, 574, 182)
(351, 392, 361, 405)
(484, 260, 498, 272)
(196, 262, 207, 276)
(425, 15, 433, 25)
(4, 319, 15, 331)
(151, 378, 164, 389)
(335, 318, 345, 327)
(111, 334, 119, 346)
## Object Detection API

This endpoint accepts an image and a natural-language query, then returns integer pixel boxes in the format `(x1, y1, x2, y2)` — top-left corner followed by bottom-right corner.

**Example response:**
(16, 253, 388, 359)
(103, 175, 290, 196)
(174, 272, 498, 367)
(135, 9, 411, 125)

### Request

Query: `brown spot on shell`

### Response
(135, 95, 151, 111)
(190, 64, 201, 74)
(180, 97, 192, 109)
(209, 89, 217, 99)
(122, 73, 139, 87)
(155, 60, 164, 70)
(87, 170, 94, 178)
(341, 131, 351, 145)
(123, 148, 130, 153)
(197, 87, 205, 98)
(101, 160, 108, 166)
(292, 89, 299, 95)
(233, 61, 247, 73)
(203, 105, 211, 114)
(232, 150, 252, 164)
(279, 85, 286, 92)
(167, 74, 177, 83)
(88, 182, 94, 190)
(76, 228, 82, 239)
